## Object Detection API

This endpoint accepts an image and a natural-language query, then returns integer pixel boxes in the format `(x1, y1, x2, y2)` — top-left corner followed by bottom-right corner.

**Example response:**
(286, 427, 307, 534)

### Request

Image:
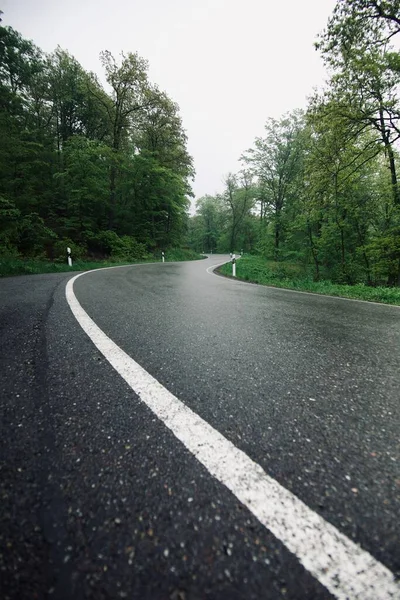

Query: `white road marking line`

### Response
(206, 261, 229, 274)
(66, 269, 400, 600)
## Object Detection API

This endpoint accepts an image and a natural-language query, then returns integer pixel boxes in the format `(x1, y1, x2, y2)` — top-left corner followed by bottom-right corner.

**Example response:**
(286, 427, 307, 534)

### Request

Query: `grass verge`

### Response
(218, 255, 400, 306)
(0, 249, 205, 278)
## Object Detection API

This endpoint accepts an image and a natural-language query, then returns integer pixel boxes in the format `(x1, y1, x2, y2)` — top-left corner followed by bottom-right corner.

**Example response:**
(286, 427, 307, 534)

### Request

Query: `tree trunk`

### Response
(340, 227, 345, 274)
(307, 222, 320, 281)
(355, 219, 372, 284)
(108, 111, 123, 230)
(378, 103, 399, 206)
(274, 205, 282, 261)
(380, 119, 400, 286)
(387, 143, 399, 206)
(274, 220, 280, 259)
(230, 223, 236, 253)
(108, 164, 116, 229)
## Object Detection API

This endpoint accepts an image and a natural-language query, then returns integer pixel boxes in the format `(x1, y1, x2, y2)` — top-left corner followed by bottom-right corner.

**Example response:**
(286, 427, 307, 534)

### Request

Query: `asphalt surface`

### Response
(0, 255, 399, 599)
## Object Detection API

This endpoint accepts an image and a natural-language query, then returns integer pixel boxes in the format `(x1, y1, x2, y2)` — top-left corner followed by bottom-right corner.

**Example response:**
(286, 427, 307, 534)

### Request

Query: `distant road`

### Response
(1, 256, 399, 599)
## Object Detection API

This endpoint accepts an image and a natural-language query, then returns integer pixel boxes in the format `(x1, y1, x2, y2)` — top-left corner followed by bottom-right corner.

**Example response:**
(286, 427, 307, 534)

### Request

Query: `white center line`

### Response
(66, 267, 400, 600)
(206, 261, 229, 274)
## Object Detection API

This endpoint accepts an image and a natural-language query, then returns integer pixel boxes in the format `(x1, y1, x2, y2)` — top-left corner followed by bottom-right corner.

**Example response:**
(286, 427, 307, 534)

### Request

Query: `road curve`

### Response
(1, 255, 399, 599)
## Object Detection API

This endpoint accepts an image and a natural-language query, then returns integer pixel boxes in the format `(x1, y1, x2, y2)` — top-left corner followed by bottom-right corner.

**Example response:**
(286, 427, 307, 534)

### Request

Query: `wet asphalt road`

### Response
(0, 255, 399, 599)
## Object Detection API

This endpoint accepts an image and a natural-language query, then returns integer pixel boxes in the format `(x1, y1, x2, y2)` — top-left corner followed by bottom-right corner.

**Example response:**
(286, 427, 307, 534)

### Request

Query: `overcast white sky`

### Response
(3, 0, 336, 201)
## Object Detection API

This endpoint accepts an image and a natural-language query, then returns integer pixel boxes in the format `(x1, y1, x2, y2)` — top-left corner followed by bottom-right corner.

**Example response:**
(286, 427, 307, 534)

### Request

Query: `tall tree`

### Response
(316, 0, 400, 206)
(98, 51, 152, 227)
(316, 0, 400, 283)
(195, 195, 224, 253)
(134, 90, 194, 181)
(221, 172, 255, 252)
(242, 111, 304, 259)
(0, 24, 194, 258)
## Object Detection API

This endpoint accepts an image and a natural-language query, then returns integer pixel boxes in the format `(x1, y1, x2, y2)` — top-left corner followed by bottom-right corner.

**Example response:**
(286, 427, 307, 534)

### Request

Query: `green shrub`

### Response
(18, 213, 57, 257)
(218, 255, 400, 305)
(86, 231, 149, 260)
(86, 230, 123, 257)
(119, 236, 149, 260)
(163, 248, 205, 262)
(53, 238, 86, 261)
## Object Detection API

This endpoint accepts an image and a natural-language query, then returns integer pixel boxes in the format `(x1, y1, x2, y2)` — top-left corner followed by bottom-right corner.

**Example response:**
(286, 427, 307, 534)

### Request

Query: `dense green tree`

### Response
(316, 0, 400, 283)
(189, 0, 400, 286)
(194, 195, 224, 252)
(220, 172, 255, 252)
(302, 100, 383, 281)
(135, 90, 194, 181)
(316, 0, 400, 58)
(55, 135, 111, 238)
(0, 24, 194, 260)
(98, 51, 151, 228)
(242, 112, 304, 259)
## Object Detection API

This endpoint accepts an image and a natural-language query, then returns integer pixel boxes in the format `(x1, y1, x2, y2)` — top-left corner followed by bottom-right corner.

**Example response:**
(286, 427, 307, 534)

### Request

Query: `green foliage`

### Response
(196, 1, 400, 288)
(219, 256, 400, 305)
(86, 230, 149, 260)
(2, 10, 400, 291)
(316, 0, 400, 61)
(0, 196, 20, 254)
(221, 172, 255, 252)
(220, 256, 304, 283)
(57, 136, 111, 238)
(188, 181, 256, 255)
(365, 224, 400, 285)
(0, 257, 126, 277)
(242, 111, 304, 259)
(162, 248, 204, 262)
(53, 238, 86, 261)
(0, 24, 194, 261)
(191, 195, 225, 253)
(0, 248, 204, 278)
(18, 213, 57, 257)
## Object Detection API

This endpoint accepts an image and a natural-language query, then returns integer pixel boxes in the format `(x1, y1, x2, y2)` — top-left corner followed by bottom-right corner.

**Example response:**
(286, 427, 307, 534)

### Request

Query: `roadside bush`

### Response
(18, 213, 57, 257)
(164, 248, 204, 261)
(86, 231, 149, 260)
(119, 236, 149, 260)
(218, 255, 400, 305)
(53, 239, 86, 261)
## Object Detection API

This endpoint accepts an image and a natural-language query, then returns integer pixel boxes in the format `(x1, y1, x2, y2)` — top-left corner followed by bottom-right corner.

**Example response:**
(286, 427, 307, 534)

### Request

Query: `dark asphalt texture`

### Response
(1, 255, 399, 599)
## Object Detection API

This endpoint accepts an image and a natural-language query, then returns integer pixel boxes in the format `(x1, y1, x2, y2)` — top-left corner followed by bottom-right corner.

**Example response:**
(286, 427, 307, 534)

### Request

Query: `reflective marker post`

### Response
(162, 251, 165, 263)
(232, 254, 236, 277)
(67, 246, 72, 267)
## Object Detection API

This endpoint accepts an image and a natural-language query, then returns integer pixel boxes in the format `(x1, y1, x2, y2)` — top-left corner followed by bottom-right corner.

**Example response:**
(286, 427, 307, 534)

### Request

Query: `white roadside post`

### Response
(67, 247, 72, 267)
(162, 251, 165, 263)
(232, 253, 236, 277)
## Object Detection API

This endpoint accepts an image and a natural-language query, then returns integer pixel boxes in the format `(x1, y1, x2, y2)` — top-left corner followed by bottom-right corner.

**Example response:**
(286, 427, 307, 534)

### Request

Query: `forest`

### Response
(189, 0, 400, 287)
(0, 13, 194, 266)
(1, 1, 399, 288)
